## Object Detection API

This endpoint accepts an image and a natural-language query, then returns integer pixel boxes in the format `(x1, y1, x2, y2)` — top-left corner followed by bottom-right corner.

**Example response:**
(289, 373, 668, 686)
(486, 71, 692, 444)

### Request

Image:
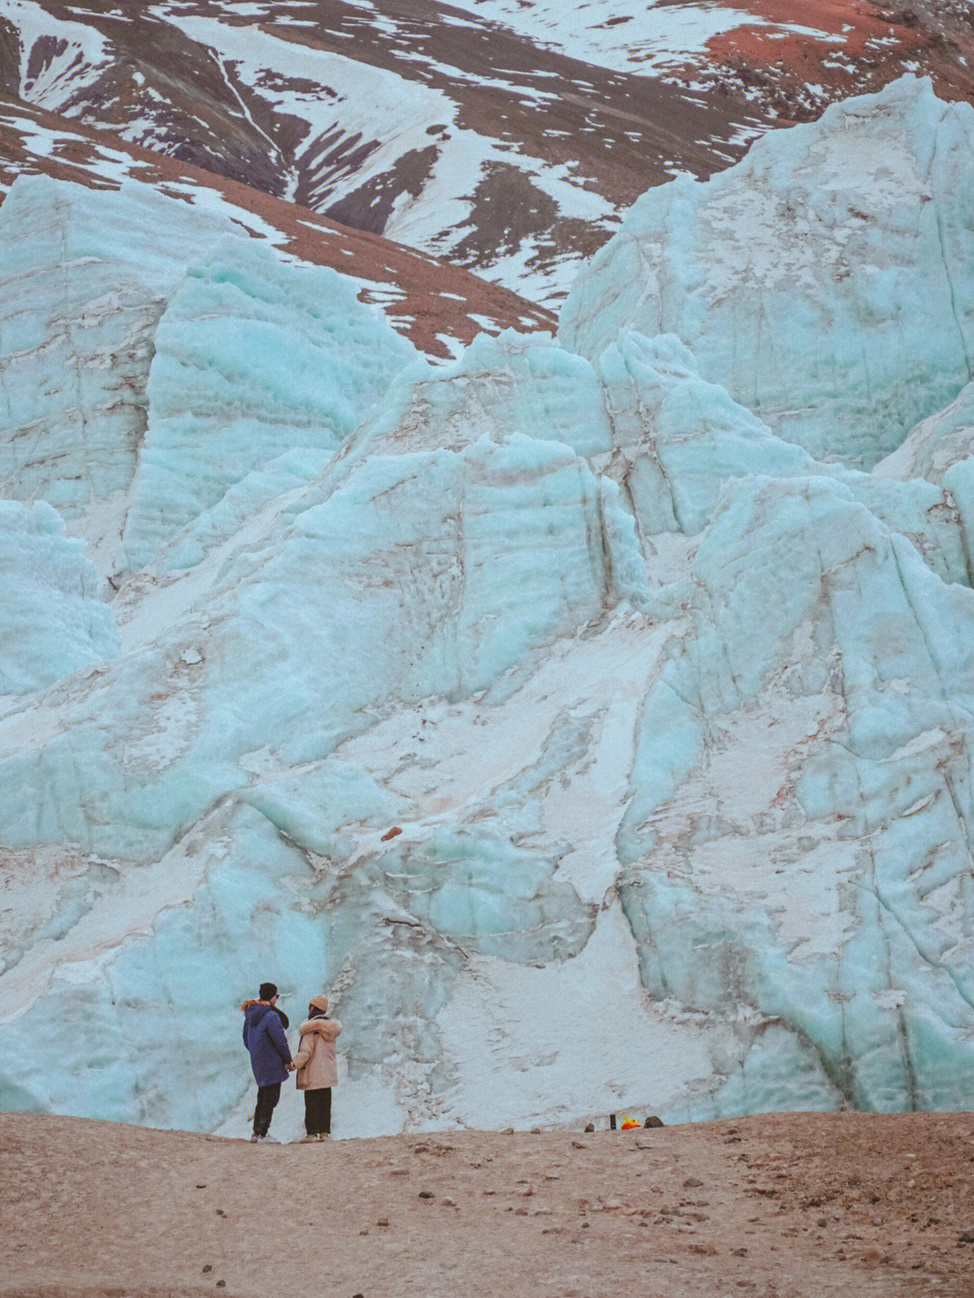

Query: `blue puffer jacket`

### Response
(242, 1001, 292, 1086)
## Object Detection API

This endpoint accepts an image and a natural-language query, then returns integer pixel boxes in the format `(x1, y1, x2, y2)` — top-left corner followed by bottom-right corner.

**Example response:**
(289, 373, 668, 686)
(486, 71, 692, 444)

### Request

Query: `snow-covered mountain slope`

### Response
(0, 79, 972, 1136)
(444, 0, 974, 107)
(561, 77, 974, 468)
(1, 0, 972, 307)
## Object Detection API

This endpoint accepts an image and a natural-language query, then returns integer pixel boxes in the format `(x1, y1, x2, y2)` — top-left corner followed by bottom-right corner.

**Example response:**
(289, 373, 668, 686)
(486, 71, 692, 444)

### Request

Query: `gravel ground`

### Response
(2, 1110, 972, 1297)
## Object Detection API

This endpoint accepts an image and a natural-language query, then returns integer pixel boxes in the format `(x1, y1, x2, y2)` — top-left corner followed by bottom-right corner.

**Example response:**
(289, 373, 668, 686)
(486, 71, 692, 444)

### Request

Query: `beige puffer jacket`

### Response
(293, 1016, 342, 1090)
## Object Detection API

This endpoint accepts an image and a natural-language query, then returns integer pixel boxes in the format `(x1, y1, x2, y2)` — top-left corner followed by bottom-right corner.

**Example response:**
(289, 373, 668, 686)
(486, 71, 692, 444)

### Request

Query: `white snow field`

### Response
(0, 78, 972, 1138)
(440, 0, 768, 75)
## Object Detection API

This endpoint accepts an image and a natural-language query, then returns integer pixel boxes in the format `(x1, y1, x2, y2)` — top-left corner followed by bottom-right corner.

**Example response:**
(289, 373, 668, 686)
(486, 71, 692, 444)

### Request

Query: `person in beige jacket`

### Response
(292, 993, 342, 1141)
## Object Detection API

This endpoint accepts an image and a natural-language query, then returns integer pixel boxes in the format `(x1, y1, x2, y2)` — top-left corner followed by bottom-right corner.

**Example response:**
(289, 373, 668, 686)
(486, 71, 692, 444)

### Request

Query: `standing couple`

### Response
(241, 981, 342, 1143)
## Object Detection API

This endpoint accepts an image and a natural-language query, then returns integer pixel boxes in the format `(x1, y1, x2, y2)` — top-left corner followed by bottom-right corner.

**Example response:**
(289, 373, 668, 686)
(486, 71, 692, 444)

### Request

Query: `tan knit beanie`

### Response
(309, 994, 329, 1012)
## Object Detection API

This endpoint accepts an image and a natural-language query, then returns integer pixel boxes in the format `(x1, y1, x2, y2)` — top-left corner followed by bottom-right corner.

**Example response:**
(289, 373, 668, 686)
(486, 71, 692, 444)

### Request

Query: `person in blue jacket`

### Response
(241, 981, 294, 1142)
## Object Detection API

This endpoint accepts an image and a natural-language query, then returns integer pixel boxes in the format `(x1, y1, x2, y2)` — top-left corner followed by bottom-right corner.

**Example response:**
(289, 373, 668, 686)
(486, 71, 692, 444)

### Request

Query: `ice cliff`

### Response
(0, 77, 972, 1138)
(560, 77, 974, 468)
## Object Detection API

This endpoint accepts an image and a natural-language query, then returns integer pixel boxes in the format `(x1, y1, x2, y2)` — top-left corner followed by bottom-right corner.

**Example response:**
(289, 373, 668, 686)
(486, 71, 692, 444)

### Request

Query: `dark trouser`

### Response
(304, 1087, 332, 1136)
(254, 1083, 281, 1137)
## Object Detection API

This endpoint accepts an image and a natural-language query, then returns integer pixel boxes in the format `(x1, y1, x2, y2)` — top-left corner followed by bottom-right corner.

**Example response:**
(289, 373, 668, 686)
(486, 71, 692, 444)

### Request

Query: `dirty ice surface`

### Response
(0, 78, 972, 1137)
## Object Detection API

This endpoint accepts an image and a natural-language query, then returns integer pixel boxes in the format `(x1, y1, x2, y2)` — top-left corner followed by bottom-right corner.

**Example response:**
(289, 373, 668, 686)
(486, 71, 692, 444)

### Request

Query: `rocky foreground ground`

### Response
(2, 1111, 972, 1297)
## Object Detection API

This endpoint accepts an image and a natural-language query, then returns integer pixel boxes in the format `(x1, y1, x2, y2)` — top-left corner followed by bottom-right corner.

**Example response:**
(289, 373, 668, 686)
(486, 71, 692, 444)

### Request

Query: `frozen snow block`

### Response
(561, 77, 974, 467)
(376, 826, 594, 962)
(243, 760, 407, 859)
(578, 333, 968, 585)
(0, 501, 118, 694)
(122, 238, 417, 572)
(0, 175, 238, 514)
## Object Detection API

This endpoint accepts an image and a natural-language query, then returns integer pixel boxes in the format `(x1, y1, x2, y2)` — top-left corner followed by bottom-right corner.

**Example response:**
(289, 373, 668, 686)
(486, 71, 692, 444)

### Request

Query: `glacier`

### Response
(0, 76, 972, 1139)
(560, 77, 974, 468)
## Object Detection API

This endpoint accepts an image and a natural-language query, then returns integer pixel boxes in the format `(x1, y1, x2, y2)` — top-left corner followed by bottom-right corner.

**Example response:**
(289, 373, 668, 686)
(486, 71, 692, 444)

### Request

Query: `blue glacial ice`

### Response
(560, 77, 974, 468)
(0, 175, 239, 516)
(0, 77, 973, 1137)
(0, 501, 118, 695)
(121, 238, 418, 572)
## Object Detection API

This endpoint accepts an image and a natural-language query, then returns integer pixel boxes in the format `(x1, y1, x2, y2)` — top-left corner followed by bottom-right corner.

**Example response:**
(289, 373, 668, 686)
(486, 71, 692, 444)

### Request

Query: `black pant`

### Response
(253, 1083, 281, 1137)
(304, 1087, 332, 1136)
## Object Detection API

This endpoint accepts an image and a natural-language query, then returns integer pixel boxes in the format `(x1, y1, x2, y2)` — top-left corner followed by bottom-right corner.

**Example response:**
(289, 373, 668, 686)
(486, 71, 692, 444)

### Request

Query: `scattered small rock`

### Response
(202, 1265, 212, 1273)
(389, 1168, 408, 1176)
(530, 1126, 541, 1134)
(584, 1123, 595, 1133)
(572, 1140, 587, 1149)
(515, 1207, 528, 1216)
(732, 1248, 747, 1256)
(503, 1127, 515, 1135)
(359, 1229, 369, 1236)
(195, 1184, 207, 1189)
(818, 1218, 829, 1229)
(380, 826, 402, 841)
(644, 1116, 664, 1128)
(377, 1218, 389, 1227)
(959, 1231, 974, 1244)
(684, 1177, 704, 1188)
(441, 1197, 457, 1208)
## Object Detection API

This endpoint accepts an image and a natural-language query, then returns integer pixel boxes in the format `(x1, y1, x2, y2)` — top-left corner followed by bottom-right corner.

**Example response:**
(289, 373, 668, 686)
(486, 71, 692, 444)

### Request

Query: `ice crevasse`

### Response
(0, 76, 971, 1138)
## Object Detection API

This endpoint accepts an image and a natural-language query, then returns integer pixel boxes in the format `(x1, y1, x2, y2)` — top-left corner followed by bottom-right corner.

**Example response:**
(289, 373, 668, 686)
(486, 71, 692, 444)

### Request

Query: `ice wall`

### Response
(0, 501, 118, 695)
(121, 240, 417, 572)
(0, 176, 238, 518)
(560, 77, 974, 468)
(1, 81, 974, 1137)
